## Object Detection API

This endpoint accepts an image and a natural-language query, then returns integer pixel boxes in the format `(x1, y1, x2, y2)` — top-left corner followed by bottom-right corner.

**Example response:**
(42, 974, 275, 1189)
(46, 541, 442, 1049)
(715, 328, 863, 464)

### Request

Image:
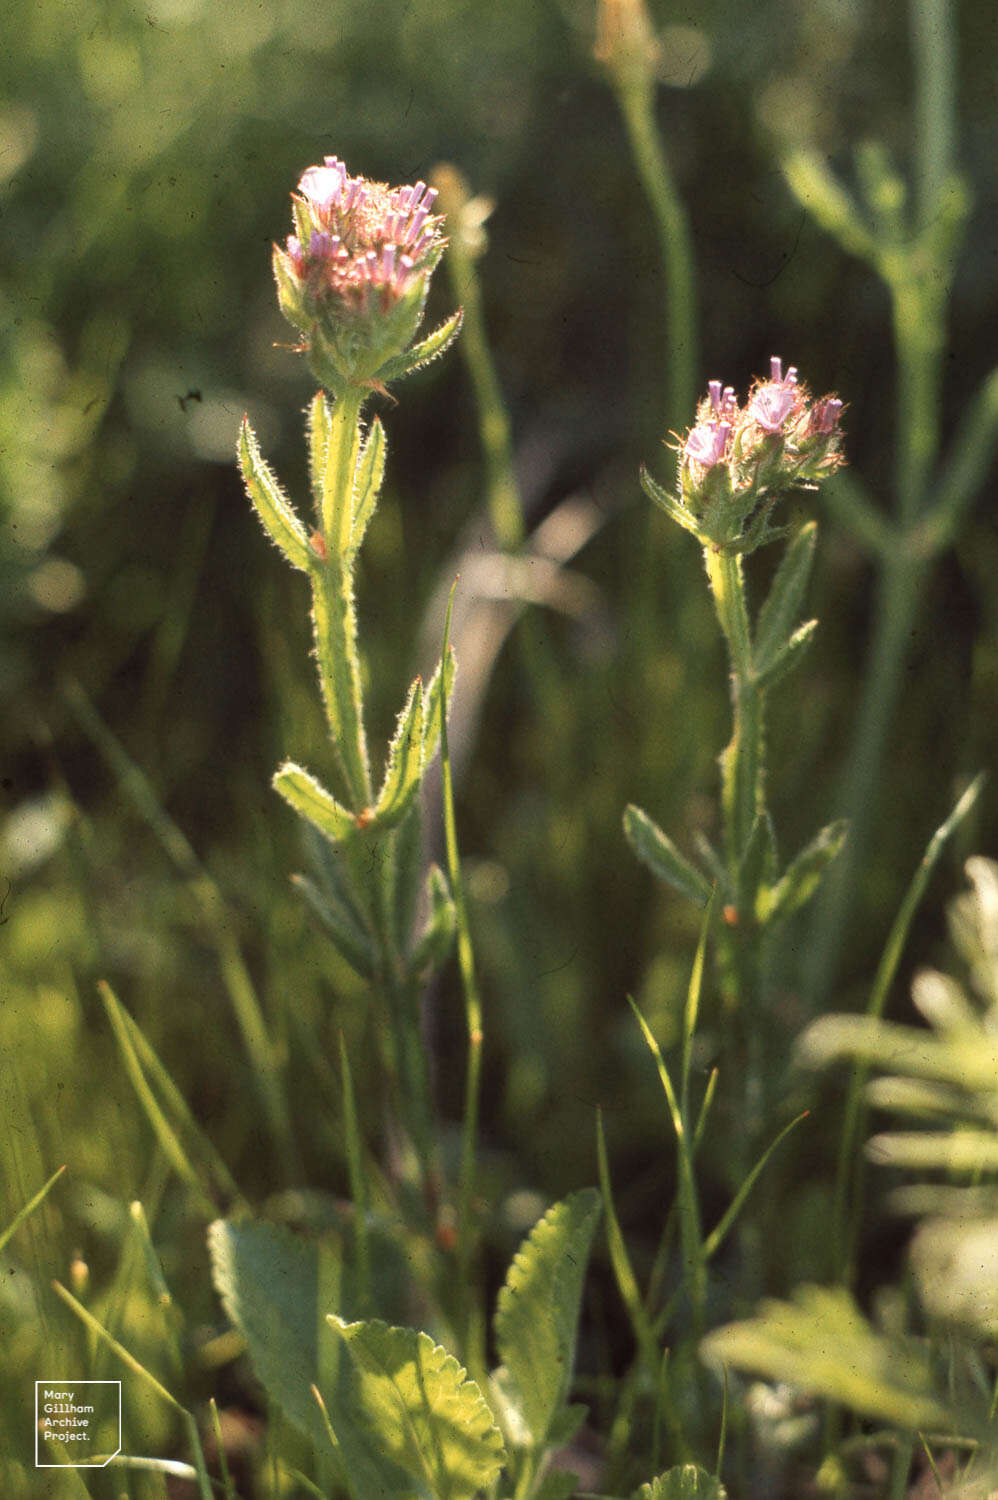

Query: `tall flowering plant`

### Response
(237, 156, 463, 1192)
(626, 361, 847, 1126)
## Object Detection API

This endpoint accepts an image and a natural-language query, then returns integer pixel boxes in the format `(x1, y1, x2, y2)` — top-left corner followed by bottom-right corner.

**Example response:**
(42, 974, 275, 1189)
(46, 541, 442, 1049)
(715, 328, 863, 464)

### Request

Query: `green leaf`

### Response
(753, 618, 818, 691)
(0, 1165, 66, 1255)
(534, 1473, 582, 1500)
(238, 417, 313, 573)
(759, 819, 848, 925)
(371, 678, 425, 831)
(632, 1466, 728, 1500)
(410, 864, 457, 977)
(422, 647, 457, 767)
(494, 1188, 602, 1448)
(640, 466, 706, 542)
(700, 1285, 952, 1431)
(351, 415, 387, 550)
(274, 761, 357, 845)
(737, 812, 777, 924)
(753, 520, 817, 675)
(376, 309, 464, 384)
(208, 1218, 326, 1445)
(624, 805, 713, 907)
(291, 871, 375, 978)
(307, 390, 332, 515)
(324, 1316, 506, 1500)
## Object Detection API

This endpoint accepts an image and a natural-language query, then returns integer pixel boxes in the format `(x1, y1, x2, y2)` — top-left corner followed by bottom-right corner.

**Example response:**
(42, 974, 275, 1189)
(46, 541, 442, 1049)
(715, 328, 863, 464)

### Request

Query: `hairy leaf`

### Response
(753, 520, 817, 675)
(624, 805, 713, 907)
(371, 678, 425, 831)
(274, 761, 356, 844)
(376, 309, 464, 383)
(351, 415, 387, 550)
(760, 819, 847, 925)
(238, 417, 313, 572)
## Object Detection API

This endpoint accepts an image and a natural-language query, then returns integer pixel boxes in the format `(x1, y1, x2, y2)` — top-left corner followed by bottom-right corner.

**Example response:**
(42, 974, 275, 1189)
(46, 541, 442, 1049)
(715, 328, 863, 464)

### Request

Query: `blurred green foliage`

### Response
(1, 0, 997, 1490)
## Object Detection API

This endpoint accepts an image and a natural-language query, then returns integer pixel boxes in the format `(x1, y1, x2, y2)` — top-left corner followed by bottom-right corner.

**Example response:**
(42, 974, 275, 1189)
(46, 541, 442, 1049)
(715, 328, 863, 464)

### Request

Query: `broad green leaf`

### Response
(866, 1129, 998, 1173)
(307, 390, 332, 514)
(801, 1014, 998, 1095)
(274, 761, 356, 845)
(410, 864, 457, 977)
(351, 416, 387, 549)
(624, 805, 713, 907)
(422, 647, 457, 767)
(753, 618, 818, 691)
(753, 521, 817, 675)
(208, 1218, 325, 1444)
(376, 309, 464, 384)
(759, 819, 848, 925)
(371, 679, 425, 831)
(291, 871, 375, 978)
(640, 466, 706, 542)
(700, 1285, 952, 1430)
(325, 1316, 505, 1500)
(633, 1466, 728, 1500)
(238, 417, 312, 573)
(494, 1188, 601, 1447)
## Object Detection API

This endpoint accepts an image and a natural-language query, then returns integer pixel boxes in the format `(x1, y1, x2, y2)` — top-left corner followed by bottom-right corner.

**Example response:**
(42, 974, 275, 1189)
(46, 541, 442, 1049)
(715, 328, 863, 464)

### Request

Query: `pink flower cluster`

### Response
(283, 156, 445, 312)
(682, 357, 843, 476)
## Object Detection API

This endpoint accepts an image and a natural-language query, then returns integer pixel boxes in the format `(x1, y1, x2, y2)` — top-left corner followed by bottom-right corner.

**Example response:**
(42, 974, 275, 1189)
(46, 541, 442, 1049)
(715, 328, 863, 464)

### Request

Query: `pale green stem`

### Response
(313, 386, 371, 811)
(704, 547, 761, 873)
(443, 221, 523, 550)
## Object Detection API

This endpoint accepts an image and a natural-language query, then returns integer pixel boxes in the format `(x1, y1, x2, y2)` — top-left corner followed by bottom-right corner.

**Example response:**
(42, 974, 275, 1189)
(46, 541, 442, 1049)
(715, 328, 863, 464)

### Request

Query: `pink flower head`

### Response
(749, 356, 800, 434)
(809, 396, 843, 434)
(685, 419, 731, 469)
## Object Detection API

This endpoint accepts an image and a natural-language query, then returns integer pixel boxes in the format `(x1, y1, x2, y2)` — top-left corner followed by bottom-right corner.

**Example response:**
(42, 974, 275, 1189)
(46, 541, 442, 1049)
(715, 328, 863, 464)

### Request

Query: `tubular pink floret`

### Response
(708, 380, 722, 414)
(685, 420, 731, 468)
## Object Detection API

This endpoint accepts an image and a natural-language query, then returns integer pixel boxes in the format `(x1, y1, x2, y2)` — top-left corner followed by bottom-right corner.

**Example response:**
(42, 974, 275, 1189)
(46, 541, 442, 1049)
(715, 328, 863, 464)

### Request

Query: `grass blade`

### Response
(0, 1164, 66, 1255)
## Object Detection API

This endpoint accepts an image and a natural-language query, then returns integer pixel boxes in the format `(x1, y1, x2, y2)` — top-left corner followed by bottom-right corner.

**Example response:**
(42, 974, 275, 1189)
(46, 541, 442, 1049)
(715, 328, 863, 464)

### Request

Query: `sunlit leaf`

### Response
(238, 417, 312, 572)
(624, 805, 713, 907)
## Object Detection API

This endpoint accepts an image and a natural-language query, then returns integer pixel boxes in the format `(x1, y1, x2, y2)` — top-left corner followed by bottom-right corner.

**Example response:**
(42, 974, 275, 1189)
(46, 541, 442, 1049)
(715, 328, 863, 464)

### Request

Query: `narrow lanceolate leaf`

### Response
(422, 647, 457, 767)
(371, 679, 424, 831)
(307, 390, 332, 515)
(238, 417, 312, 573)
(700, 1285, 952, 1431)
(633, 1467, 728, 1500)
(292, 872, 375, 978)
(351, 416, 387, 550)
(494, 1188, 601, 1448)
(753, 618, 818, 691)
(410, 864, 457, 977)
(640, 467, 707, 542)
(759, 819, 848, 925)
(324, 1317, 505, 1500)
(274, 762, 357, 845)
(376, 308, 464, 384)
(624, 805, 713, 907)
(753, 520, 817, 676)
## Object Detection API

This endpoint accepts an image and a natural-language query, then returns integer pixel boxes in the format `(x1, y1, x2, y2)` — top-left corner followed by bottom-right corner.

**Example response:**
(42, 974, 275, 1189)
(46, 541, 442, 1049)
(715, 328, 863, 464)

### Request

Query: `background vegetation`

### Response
(2, 0, 996, 1494)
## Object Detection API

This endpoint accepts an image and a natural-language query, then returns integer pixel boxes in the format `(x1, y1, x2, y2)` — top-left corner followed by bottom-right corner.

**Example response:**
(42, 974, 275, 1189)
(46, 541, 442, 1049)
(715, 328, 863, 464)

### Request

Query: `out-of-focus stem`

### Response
(433, 166, 524, 551)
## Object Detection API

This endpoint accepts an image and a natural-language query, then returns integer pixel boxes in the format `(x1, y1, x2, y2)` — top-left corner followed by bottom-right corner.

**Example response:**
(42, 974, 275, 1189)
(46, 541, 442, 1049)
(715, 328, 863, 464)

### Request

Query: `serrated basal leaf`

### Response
(624, 805, 713, 907)
(208, 1219, 326, 1444)
(700, 1285, 952, 1430)
(633, 1466, 727, 1500)
(371, 679, 425, 832)
(640, 467, 706, 542)
(494, 1188, 601, 1448)
(753, 521, 817, 675)
(238, 417, 313, 573)
(351, 416, 387, 550)
(422, 648, 457, 768)
(308, 390, 332, 515)
(376, 309, 464, 384)
(325, 1317, 505, 1500)
(760, 819, 848, 925)
(754, 618, 818, 691)
(292, 872, 375, 978)
(274, 762, 356, 845)
(411, 864, 457, 977)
